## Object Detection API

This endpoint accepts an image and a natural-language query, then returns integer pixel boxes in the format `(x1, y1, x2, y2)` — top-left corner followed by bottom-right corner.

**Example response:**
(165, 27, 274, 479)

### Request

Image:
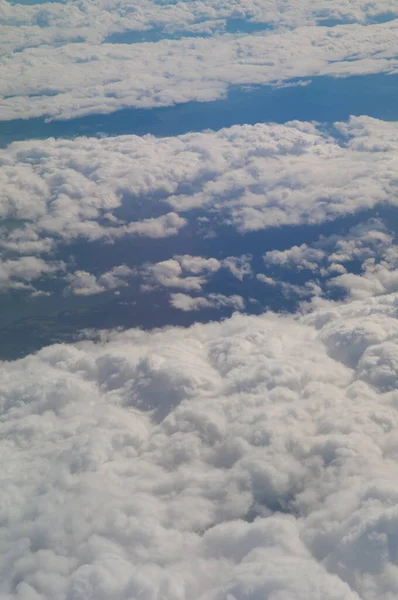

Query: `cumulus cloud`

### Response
(176, 255, 222, 275)
(257, 272, 322, 301)
(3, 295, 398, 598)
(141, 254, 251, 293)
(141, 258, 212, 292)
(1, 0, 398, 56)
(264, 245, 326, 272)
(4, 4, 398, 597)
(264, 219, 392, 272)
(2, 0, 398, 56)
(0, 128, 194, 253)
(117, 212, 186, 239)
(261, 217, 398, 302)
(222, 254, 252, 280)
(0, 133, 199, 253)
(1, 20, 398, 120)
(329, 256, 398, 299)
(0, 256, 64, 292)
(64, 265, 134, 296)
(2, 117, 398, 261)
(0, 228, 55, 256)
(2, 117, 398, 295)
(170, 291, 245, 311)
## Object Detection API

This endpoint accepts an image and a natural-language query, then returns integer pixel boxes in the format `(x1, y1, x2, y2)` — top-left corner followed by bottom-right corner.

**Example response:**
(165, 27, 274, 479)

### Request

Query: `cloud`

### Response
(1, 20, 398, 120)
(329, 257, 398, 300)
(141, 254, 251, 293)
(256, 272, 322, 300)
(264, 245, 326, 272)
(122, 212, 187, 238)
(3, 295, 398, 597)
(170, 291, 245, 311)
(261, 217, 398, 302)
(222, 254, 252, 280)
(264, 219, 392, 271)
(0, 131, 197, 268)
(166, 116, 398, 232)
(3, 0, 398, 53)
(64, 265, 134, 296)
(2, 117, 398, 258)
(0, 132, 201, 253)
(2, 0, 398, 56)
(0, 256, 64, 293)
(141, 257, 214, 292)
(176, 255, 222, 275)
(2, 117, 398, 295)
(4, 4, 398, 597)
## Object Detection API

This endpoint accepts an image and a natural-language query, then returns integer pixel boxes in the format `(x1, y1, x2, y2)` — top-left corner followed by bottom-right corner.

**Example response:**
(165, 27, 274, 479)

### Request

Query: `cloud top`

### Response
(2, 117, 398, 297)
(2, 19, 398, 121)
(2, 294, 398, 598)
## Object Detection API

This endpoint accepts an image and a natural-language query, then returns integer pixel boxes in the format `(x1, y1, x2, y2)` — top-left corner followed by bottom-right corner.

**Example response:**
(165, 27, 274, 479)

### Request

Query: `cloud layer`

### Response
(1, 116, 397, 240)
(2, 0, 398, 56)
(3, 294, 398, 598)
(2, 116, 398, 296)
(3, 3, 398, 597)
(2, 0, 398, 54)
(2, 19, 398, 120)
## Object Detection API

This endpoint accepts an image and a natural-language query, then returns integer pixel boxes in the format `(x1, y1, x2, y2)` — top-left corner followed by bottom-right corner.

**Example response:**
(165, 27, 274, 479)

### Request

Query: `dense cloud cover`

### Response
(3, 0, 398, 596)
(3, 295, 398, 599)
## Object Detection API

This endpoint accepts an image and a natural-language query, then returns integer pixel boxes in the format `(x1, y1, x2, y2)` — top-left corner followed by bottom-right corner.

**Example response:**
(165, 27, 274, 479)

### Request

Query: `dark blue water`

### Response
(2, 73, 398, 146)
(1, 204, 393, 328)
(1, 201, 396, 359)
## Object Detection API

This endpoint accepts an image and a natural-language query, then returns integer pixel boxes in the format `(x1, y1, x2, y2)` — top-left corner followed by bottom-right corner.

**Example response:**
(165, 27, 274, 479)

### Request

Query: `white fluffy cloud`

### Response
(3, 295, 398, 598)
(262, 218, 398, 302)
(329, 254, 398, 299)
(4, 3, 398, 597)
(1, 19, 398, 120)
(170, 291, 245, 311)
(2, 0, 398, 57)
(2, 117, 398, 294)
(141, 257, 214, 292)
(64, 265, 134, 296)
(122, 212, 187, 238)
(0, 256, 64, 293)
(1, 116, 398, 256)
(141, 254, 251, 293)
(264, 219, 392, 271)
